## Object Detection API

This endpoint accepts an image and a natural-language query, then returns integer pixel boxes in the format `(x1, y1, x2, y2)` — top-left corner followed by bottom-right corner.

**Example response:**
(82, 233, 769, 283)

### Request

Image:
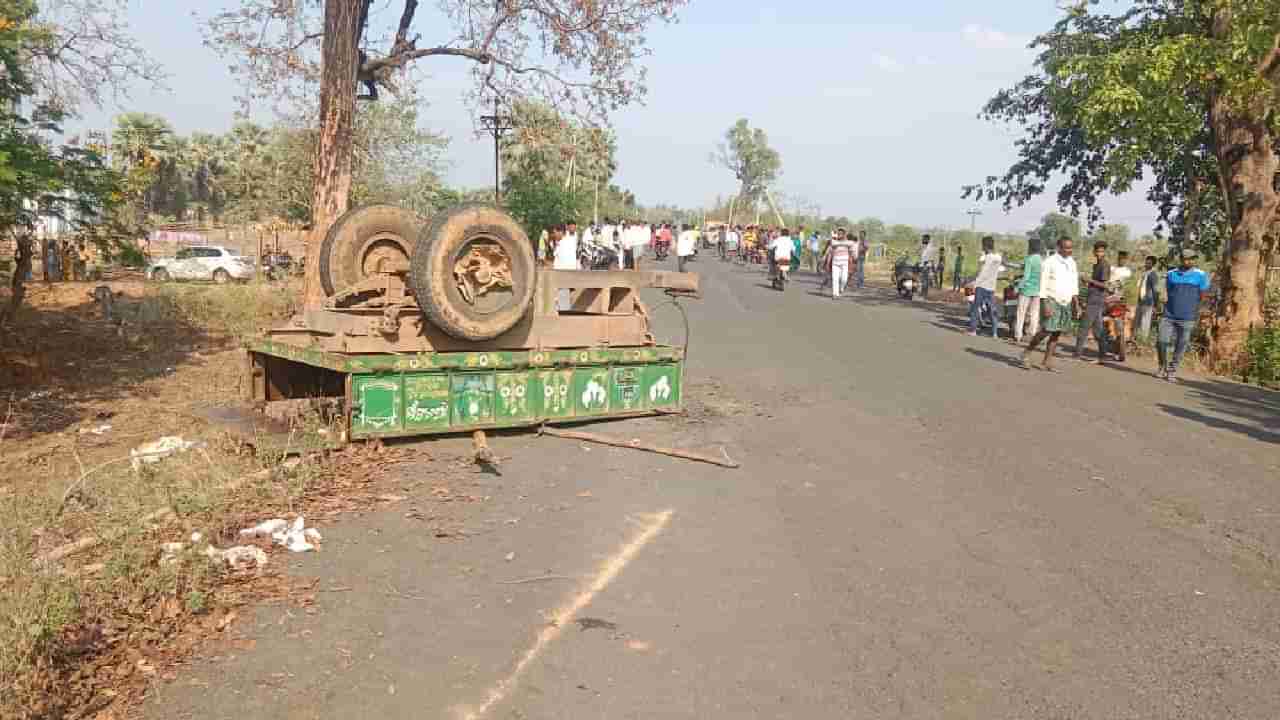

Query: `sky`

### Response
(71, 0, 1158, 235)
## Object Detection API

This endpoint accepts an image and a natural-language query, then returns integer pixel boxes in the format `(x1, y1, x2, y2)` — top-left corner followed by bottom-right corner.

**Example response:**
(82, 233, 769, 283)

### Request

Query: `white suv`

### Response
(148, 246, 254, 284)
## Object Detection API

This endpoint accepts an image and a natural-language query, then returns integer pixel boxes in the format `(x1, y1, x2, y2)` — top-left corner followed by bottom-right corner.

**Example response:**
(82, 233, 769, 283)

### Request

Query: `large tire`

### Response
(319, 205, 424, 296)
(409, 203, 536, 341)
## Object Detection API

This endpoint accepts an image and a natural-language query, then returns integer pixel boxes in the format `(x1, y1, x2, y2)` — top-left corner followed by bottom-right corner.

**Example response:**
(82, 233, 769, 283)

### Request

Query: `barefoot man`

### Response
(1020, 236, 1079, 372)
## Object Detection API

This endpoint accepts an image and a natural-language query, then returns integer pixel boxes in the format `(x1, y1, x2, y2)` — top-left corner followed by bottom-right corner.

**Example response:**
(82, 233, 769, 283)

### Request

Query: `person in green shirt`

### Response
(1014, 238, 1044, 343)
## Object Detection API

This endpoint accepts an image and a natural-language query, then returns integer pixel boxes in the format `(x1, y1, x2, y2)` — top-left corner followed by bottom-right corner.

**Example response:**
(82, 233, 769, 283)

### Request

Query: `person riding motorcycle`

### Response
(917, 233, 938, 299)
(769, 228, 795, 290)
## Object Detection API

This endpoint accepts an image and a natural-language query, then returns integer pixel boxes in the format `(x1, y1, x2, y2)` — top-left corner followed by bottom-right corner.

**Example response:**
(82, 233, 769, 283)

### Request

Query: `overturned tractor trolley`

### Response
(246, 203, 698, 440)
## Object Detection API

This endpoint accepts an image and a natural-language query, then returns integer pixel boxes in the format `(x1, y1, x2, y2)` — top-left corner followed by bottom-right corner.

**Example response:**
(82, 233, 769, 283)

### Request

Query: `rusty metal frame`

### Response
(265, 268, 698, 355)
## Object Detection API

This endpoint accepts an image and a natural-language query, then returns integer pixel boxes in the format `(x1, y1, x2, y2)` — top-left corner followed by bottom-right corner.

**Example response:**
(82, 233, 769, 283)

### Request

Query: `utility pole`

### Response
(479, 96, 514, 204)
(966, 207, 983, 232)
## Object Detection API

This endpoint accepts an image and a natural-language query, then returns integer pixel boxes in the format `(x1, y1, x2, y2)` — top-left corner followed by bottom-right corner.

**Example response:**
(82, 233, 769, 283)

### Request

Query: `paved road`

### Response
(151, 259, 1280, 719)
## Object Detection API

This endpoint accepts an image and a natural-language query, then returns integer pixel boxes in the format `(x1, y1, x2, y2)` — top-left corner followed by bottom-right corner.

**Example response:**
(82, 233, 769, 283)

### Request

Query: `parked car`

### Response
(148, 246, 254, 284)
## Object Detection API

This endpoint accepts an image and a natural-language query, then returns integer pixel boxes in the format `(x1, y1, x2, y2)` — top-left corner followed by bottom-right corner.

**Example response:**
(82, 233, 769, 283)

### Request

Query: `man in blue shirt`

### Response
(1157, 248, 1212, 382)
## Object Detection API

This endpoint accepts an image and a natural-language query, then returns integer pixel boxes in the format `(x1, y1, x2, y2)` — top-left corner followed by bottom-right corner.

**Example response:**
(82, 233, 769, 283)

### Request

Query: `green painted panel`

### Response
(451, 373, 495, 426)
(644, 364, 681, 410)
(404, 374, 451, 430)
(573, 367, 611, 416)
(534, 369, 574, 419)
(353, 375, 402, 433)
(496, 372, 533, 422)
(611, 366, 646, 413)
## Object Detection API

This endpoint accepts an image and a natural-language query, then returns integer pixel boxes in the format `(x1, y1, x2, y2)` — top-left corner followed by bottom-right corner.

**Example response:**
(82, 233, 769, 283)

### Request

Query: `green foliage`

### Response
(965, 0, 1280, 253)
(503, 172, 586, 242)
(1244, 326, 1280, 388)
(1034, 212, 1081, 246)
(0, 0, 126, 324)
(501, 99, 615, 192)
(712, 119, 781, 205)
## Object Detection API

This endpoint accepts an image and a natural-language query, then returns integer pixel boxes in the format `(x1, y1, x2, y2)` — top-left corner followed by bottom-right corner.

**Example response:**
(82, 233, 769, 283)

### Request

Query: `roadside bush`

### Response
(112, 242, 148, 268)
(1243, 327, 1280, 388)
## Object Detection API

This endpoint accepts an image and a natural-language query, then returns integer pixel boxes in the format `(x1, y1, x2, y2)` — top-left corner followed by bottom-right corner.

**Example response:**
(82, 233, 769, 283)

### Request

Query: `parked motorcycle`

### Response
(579, 242, 619, 271)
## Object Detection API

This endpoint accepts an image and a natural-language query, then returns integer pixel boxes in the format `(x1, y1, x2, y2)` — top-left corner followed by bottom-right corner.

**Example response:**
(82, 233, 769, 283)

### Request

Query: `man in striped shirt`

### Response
(825, 228, 857, 299)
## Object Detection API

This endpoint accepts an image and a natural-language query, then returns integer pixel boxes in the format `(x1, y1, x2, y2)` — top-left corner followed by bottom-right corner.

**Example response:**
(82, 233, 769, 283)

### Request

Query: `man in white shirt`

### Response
(676, 224, 697, 272)
(769, 228, 793, 285)
(553, 221, 580, 310)
(919, 234, 938, 298)
(1020, 236, 1079, 372)
(967, 236, 1004, 337)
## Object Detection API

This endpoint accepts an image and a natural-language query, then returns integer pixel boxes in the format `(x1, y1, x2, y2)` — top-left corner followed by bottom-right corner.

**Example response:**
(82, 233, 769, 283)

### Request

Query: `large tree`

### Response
(966, 0, 1280, 366)
(0, 1, 123, 328)
(205, 0, 686, 306)
(711, 119, 781, 216)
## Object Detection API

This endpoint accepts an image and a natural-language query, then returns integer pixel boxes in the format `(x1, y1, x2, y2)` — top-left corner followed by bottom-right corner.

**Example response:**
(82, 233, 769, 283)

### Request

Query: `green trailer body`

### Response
(246, 338, 684, 440)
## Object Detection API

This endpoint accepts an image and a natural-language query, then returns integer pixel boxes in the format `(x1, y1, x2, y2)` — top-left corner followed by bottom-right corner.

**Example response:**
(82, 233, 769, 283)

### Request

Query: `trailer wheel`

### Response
(410, 203, 536, 341)
(319, 205, 424, 296)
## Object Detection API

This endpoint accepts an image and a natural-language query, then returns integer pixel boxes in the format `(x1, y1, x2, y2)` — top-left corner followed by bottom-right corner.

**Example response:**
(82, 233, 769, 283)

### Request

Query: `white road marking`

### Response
(460, 509, 674, 720)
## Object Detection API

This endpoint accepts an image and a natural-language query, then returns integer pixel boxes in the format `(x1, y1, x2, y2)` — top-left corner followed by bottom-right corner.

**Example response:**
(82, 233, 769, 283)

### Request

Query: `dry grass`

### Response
(0, 277, 357, 719)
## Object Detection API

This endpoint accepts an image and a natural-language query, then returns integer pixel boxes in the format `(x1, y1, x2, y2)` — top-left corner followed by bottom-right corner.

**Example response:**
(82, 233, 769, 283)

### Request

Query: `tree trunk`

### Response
(302, 0, 363, 308)
(1, 232, 33, 331)
(1209, 99, 1280, 368)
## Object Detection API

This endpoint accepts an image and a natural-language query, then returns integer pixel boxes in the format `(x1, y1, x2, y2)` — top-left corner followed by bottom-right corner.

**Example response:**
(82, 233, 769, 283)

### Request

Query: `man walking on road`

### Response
(967, 236, 1003, 338)
(676, 224, 696, 273)
(1156, 248, 1211, 383)
(1014, 238, 1043, 343)
(1073, 241, 1111, 363)
(1020, 236, 1079, 372)
(1136, 255, 1160, 340)
(952, 245, 965, 290)
(825, 228, 856, 299)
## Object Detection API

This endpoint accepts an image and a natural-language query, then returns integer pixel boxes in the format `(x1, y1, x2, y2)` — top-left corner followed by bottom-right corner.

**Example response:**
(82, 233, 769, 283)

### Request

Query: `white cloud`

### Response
(961, 23, 1030, 51)
(915, 55, 937, 67)
(872, 53, 904, 72)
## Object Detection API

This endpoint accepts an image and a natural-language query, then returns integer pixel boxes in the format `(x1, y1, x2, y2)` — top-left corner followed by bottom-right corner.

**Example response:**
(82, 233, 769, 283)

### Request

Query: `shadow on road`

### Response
(1158, 403, 1280, 444)
(1154, 378, 1280, 444)
(964, 347, 1026, 369)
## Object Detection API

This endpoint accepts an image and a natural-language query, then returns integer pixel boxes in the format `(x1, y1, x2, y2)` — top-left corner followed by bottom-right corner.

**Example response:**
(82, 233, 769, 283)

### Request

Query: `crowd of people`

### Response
(1012, 237, 1209, 382)
(534, 217, 1209, 384)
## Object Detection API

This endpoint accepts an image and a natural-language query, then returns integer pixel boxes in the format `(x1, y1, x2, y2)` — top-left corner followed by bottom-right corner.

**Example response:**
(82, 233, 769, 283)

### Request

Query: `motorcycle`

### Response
(770, 258, 788, 291)
(579, 242, 619, 271)
(1102, 297, 1130, 361)
(893, 258, 921, 300)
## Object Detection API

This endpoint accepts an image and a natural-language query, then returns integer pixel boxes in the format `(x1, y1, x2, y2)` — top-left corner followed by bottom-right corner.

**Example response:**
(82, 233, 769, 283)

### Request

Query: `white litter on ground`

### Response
(159, 542, 186, 566)
(239, 516, 322, 553)
(239, 519, 289, 539)
(130, 436, 205, 469)
(205, 544, 268, 571)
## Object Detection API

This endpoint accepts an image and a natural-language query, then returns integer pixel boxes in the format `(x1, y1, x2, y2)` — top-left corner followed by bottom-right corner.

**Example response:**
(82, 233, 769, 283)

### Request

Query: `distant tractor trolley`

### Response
(246, 203, 698, 441)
